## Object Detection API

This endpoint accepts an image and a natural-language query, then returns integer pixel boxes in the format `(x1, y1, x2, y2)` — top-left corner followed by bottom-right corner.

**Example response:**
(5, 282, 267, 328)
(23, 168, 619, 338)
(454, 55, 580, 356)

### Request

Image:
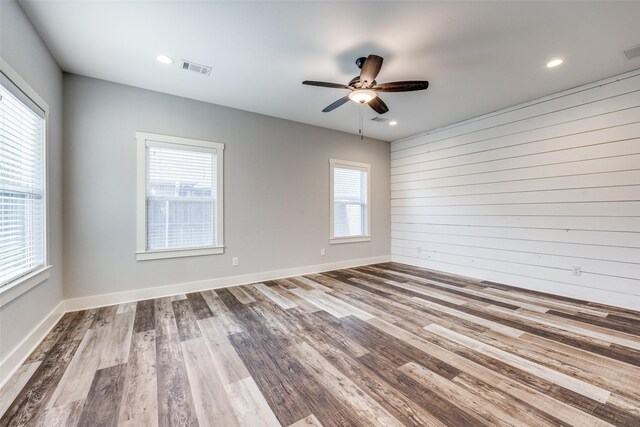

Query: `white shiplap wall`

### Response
(390, 69, 640, 310)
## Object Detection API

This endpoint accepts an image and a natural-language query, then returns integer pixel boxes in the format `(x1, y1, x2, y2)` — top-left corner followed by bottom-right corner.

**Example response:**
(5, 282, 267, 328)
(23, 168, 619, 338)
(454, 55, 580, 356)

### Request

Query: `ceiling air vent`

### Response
(623, 44, 640, 60)
(181, 60, 212, 76)
(371, 116, 389, 123)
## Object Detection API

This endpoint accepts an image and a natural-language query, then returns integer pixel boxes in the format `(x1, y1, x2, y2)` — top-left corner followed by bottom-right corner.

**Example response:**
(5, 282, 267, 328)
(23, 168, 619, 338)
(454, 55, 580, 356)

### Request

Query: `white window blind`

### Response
(0, 77, 46, 287)
(330, 160, 370, 242)
(146, 143, 217, 251)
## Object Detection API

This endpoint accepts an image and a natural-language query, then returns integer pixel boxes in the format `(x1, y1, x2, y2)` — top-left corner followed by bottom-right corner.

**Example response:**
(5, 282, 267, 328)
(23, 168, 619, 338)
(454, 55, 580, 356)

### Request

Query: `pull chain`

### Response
(358, 110, 364, 140)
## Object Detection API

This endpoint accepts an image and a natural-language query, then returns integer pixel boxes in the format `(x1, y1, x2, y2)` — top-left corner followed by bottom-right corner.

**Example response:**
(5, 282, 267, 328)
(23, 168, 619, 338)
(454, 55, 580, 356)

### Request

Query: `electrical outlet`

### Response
(572, 266, 581, 276)
(232, 257, 239, 267)
(320, 248, 326, 256)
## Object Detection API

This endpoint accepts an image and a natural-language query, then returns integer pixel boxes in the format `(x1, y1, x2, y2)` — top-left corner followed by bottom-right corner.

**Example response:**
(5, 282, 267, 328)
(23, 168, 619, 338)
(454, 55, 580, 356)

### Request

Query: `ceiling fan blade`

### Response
(372, 81, 429, 92)
(303, 80, 350, 89)
(359, 55, 384, 87)
(368, 96, 389, 114)
(322, 96, 350, 112)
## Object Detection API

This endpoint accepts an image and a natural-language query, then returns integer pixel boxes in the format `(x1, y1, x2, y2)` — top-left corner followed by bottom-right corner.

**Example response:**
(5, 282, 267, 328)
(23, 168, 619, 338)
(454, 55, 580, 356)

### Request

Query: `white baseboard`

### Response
(64, 255, 391, 312)
(0, 300, 65, 388)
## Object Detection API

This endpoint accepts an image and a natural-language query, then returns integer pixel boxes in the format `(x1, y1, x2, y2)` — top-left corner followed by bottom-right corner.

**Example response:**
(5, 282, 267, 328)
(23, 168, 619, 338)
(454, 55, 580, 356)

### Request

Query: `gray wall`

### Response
(0, 0, 64, 362)
(63, 74, 390, 299)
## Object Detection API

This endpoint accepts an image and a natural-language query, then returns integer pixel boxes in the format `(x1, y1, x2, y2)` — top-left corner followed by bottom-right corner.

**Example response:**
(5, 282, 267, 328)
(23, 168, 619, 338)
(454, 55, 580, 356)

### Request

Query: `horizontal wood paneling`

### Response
(392, 130, 640, 183)
(392, 98, 640, 167)
(391, 215, 640, 232)
(392, 71, 640, 152)
(391, 238, 640, 278)
(392, 224, 639, 248)
(391, 70, 640, 310)
(391, 201, 640, 216)
(392, 234, 640, 264)
(392, 185, 640, 206)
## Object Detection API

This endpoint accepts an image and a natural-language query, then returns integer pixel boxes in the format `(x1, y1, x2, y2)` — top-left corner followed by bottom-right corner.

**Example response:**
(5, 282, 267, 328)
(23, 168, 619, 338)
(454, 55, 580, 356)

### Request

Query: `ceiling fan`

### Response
(302, 54, 429, 114)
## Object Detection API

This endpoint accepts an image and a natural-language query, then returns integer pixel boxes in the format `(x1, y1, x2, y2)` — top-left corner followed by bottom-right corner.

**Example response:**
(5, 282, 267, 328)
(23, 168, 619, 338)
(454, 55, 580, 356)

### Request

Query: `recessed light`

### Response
(156, 55, 173, 64)
(546, 58, 563, 68)
(389, 121, 398, 126)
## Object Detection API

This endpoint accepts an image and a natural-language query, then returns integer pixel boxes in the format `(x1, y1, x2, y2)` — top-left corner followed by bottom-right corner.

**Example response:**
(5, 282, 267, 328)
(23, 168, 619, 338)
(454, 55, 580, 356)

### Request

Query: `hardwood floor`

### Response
(1, 262, 639, 426)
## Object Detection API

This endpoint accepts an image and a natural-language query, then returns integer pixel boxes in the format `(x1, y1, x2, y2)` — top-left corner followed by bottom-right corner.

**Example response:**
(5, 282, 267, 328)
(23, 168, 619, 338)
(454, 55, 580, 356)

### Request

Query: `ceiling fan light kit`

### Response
(348, 89, 377, 104)
(302, 54, 429, 115)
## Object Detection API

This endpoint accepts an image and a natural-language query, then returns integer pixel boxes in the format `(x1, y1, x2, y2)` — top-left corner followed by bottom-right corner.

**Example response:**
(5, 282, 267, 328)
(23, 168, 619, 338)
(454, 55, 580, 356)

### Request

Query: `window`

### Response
(0, 71, 47, 289)
(136, 133, 224, 260)
(330, 159, 370, 244)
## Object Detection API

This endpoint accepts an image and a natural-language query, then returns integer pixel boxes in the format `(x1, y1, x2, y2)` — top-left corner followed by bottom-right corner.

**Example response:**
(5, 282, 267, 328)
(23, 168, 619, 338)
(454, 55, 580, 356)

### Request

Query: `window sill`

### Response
(329, 236, 371, 245)
(0, 266, 51, 308)
(136, 246, 225, 261)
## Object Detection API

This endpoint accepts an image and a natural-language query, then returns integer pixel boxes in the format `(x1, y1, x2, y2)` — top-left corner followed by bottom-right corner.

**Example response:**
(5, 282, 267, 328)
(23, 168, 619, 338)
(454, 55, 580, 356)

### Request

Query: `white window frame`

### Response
(136, 132, 224, 261)
(0, 58, 50, 308)
(329, 158, 371, 245)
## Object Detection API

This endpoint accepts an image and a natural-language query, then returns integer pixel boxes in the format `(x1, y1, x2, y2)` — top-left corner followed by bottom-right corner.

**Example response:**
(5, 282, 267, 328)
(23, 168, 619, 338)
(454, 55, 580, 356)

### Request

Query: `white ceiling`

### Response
(19, 0, 640, 142)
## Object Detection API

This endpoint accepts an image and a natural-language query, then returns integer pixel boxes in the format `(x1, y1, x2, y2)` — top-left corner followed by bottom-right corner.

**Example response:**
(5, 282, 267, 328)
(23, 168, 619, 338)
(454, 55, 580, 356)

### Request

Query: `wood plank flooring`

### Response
(1, 262, 639, 426)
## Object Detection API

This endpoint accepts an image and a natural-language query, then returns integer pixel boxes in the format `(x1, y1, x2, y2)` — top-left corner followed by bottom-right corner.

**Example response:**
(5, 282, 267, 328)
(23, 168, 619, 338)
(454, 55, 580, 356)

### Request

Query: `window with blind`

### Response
(330, 159, 371, 244)
(0, 73, 46, 288)
(136, 133, 224, 261)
